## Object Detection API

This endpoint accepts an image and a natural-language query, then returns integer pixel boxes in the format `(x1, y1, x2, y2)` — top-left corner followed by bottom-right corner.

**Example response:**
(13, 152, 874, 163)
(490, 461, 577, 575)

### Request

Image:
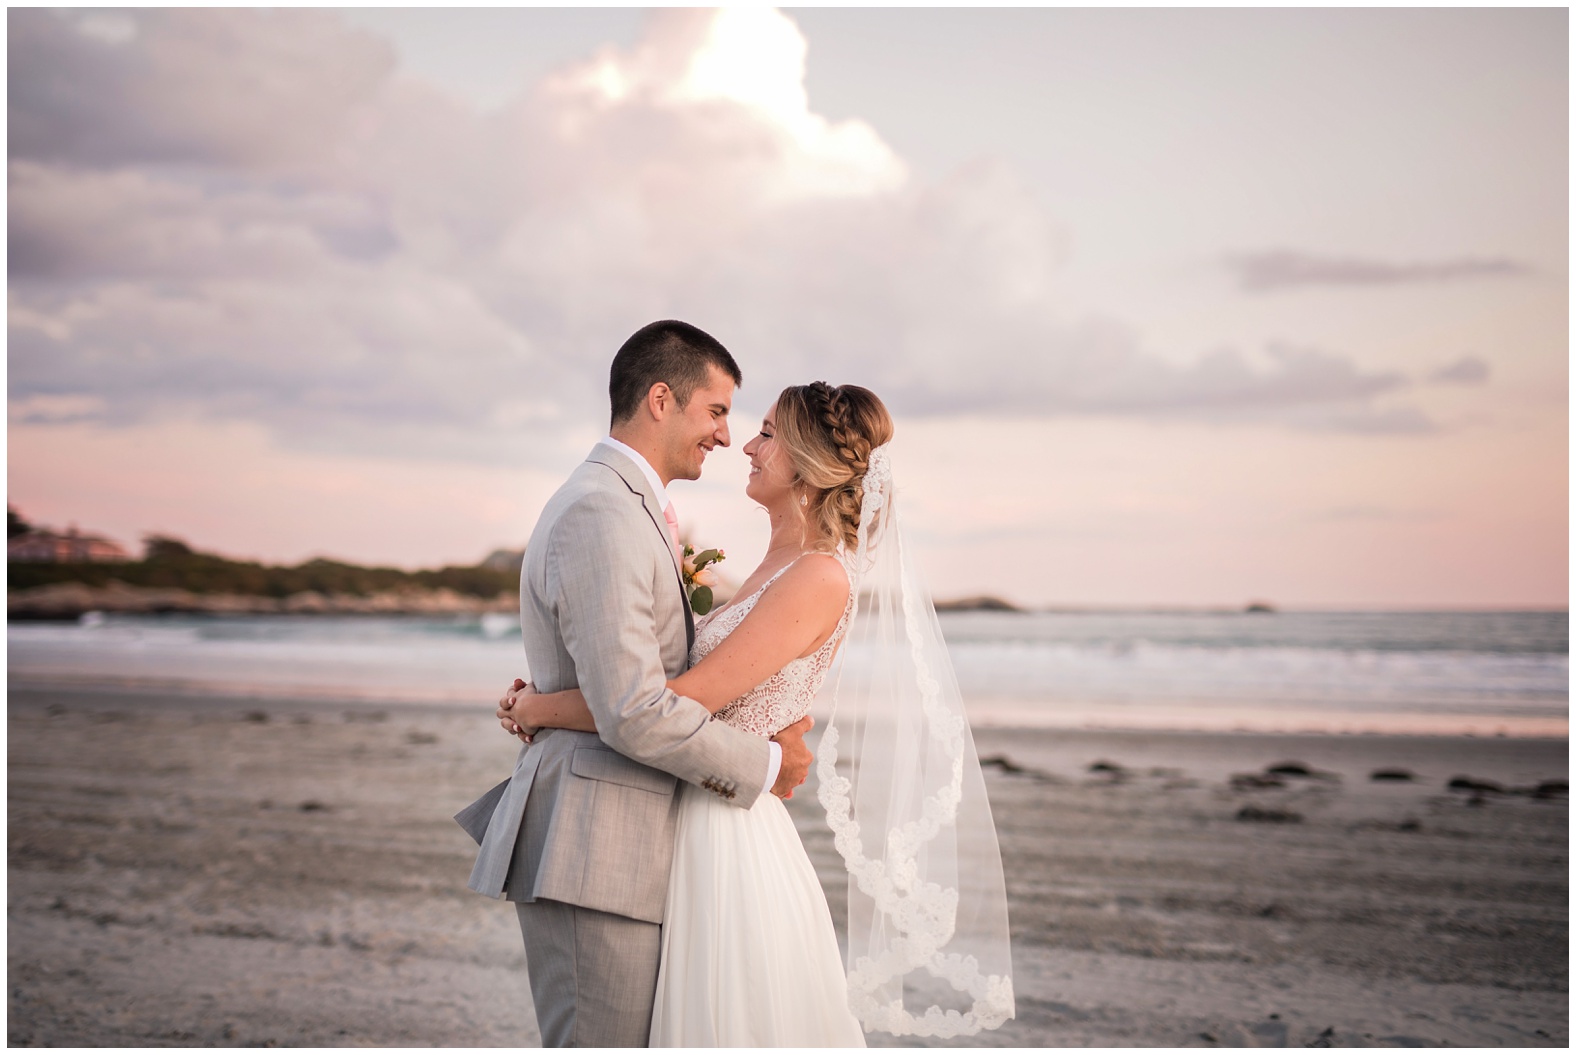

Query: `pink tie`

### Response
(663, 501, 682, 561)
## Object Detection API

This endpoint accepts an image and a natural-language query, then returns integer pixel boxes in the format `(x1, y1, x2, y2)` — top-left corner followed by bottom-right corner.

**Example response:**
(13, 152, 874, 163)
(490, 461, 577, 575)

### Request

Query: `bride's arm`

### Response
(502, 555, 849, 735)
(503, 684, 599, 735)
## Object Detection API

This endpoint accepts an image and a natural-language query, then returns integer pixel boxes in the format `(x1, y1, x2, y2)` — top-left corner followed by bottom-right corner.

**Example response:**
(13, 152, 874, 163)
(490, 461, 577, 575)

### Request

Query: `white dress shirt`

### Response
(599, 435, 670, 511)
(597, 437, 783, 797)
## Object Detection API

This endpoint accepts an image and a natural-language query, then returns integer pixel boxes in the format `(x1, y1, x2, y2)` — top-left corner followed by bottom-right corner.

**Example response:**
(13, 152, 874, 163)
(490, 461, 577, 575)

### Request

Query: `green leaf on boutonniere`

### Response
(691, 548, 720, 569)
(690, 585, 714, 615)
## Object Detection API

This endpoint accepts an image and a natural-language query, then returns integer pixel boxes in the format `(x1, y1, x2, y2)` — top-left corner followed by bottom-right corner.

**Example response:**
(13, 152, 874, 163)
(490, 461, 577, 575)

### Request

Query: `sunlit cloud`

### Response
(548, 7, 905, 202)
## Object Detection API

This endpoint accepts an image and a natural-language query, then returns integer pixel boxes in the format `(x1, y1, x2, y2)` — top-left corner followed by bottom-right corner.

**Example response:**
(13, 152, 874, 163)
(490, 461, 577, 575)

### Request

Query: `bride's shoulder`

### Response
(732, 554, 850, 652)
(771, 552, 850, 609)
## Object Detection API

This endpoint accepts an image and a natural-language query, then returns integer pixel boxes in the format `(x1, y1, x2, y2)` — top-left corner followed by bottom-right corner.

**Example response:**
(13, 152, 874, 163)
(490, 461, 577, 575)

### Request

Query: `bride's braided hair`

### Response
(774, 382, 894, 553)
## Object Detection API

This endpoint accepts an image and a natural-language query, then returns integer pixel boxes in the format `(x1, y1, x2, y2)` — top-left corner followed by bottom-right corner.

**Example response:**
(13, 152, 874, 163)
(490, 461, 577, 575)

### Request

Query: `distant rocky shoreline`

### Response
(10, 582, 1034, 619)
(7, 580, 516, 619)
(932, 595, 1023, 613)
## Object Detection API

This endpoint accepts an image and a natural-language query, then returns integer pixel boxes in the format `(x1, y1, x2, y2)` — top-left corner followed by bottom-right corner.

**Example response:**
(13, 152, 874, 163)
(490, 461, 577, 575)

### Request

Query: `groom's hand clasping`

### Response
(770, 716, 814, 799)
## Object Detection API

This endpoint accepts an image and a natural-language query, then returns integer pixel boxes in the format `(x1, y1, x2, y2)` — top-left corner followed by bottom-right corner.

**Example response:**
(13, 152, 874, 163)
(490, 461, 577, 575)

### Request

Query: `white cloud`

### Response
(8, 6, 1444, 466)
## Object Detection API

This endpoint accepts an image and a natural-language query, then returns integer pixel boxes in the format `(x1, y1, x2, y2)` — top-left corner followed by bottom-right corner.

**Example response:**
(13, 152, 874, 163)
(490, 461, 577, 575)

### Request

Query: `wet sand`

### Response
(7, 688, 1567, 1047)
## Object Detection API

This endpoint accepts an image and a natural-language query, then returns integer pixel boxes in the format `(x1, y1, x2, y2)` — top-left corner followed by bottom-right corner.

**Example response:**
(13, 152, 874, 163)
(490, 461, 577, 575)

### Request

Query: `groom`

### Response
(456, 320, 813, 1047)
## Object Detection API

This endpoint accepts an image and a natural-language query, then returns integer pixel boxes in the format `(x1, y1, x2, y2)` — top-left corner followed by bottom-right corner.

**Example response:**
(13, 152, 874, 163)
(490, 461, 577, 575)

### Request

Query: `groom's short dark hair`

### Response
(609, 321, 743, 426)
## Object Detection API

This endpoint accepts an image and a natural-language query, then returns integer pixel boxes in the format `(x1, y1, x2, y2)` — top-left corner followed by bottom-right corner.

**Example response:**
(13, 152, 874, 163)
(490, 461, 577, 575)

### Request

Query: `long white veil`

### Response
(818, 444, 1015, 1038)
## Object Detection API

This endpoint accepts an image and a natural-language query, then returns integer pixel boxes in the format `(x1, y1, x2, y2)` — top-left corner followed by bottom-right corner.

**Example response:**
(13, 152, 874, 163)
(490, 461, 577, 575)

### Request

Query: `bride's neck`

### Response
(762, 537, 803, 563)
(761, 503, 808, 562)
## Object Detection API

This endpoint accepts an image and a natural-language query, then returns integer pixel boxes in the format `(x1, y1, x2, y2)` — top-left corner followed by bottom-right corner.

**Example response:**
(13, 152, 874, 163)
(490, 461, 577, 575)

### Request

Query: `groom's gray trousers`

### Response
(515, 900, 661, 1048)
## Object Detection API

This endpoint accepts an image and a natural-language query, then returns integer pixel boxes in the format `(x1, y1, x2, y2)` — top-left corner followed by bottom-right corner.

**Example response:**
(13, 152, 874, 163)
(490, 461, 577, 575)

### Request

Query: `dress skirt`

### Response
(648, 782, 867, 1047)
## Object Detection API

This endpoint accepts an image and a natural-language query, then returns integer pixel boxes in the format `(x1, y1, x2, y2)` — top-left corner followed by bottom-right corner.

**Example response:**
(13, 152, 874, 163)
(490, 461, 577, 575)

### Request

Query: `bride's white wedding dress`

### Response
(648, 556, 866, 1047)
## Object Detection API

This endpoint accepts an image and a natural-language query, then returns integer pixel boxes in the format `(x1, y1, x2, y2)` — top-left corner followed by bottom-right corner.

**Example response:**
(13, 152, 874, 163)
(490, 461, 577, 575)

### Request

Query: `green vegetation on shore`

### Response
(8, 536, 519, 600)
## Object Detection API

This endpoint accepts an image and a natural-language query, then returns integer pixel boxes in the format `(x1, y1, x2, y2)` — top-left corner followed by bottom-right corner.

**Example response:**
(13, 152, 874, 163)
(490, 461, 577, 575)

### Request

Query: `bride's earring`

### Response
(799, 493, 808, 508)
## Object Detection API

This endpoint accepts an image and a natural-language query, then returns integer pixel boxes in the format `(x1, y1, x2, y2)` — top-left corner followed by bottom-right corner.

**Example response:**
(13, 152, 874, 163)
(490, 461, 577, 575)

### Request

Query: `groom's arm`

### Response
(546, 491, 773, 807)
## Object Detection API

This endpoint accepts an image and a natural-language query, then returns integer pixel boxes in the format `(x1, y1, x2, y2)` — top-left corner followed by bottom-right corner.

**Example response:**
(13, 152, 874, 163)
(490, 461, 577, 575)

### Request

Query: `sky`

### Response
(7, 6, 1568, 608)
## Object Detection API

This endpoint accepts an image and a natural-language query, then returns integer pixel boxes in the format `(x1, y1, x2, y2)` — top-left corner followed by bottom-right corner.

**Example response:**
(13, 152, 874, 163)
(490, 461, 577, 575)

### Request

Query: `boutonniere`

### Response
(681, 544, 726, 615)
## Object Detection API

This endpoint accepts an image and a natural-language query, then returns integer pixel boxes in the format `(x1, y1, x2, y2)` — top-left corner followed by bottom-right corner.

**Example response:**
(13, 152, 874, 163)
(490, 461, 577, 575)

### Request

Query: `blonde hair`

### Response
(774, 382, 894, 553)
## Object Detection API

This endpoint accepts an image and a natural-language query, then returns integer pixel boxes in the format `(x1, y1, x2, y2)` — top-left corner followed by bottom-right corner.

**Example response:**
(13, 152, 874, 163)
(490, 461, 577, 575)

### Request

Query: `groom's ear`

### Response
(645, 382, 675, 421)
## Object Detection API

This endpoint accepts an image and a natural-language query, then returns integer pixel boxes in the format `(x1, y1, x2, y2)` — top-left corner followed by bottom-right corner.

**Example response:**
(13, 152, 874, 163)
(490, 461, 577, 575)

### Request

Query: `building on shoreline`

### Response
(8, 527, 131, 563)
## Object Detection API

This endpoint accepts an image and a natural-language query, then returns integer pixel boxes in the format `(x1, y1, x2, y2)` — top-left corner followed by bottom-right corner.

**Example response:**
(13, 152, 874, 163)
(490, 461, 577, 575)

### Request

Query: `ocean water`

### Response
(7, 609, 1567, 736)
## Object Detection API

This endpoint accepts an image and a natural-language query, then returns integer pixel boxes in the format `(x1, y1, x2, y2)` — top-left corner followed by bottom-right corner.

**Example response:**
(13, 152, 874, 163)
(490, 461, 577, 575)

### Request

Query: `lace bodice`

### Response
(690, 554, 854, 738)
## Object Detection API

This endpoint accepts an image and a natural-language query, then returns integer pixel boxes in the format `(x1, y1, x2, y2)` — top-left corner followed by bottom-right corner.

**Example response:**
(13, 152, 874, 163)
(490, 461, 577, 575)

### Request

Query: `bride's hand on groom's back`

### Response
(769, 716, 814, 799)
(497, 678, 536, 743)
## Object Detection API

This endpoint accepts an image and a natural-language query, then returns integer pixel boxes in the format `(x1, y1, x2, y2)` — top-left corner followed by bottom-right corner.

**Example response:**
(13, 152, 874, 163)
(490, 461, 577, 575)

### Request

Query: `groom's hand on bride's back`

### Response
(770, 716, 814, 799)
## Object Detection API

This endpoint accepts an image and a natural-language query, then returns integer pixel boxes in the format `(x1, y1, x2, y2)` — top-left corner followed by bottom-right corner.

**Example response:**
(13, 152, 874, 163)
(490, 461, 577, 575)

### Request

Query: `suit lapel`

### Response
(682, 585, 695, 652)
(586, 446, 692, 650)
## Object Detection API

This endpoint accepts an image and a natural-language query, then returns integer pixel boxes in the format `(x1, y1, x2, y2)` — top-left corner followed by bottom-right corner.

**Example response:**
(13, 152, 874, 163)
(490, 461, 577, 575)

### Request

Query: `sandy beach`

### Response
(7, 687, 1567, 1047)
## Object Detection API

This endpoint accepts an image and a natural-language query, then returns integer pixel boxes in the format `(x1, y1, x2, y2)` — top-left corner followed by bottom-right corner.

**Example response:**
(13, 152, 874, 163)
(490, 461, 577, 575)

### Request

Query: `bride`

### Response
(501, 382, 1013, 1046)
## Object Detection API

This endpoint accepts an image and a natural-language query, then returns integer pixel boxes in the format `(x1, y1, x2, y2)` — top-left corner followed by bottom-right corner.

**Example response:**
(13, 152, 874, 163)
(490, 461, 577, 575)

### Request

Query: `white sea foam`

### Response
(7, 610, 1567, 734)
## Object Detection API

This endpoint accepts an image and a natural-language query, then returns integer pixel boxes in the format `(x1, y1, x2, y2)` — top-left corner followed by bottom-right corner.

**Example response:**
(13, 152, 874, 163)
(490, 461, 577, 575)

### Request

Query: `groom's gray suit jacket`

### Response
(458, 444, 770, 924)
